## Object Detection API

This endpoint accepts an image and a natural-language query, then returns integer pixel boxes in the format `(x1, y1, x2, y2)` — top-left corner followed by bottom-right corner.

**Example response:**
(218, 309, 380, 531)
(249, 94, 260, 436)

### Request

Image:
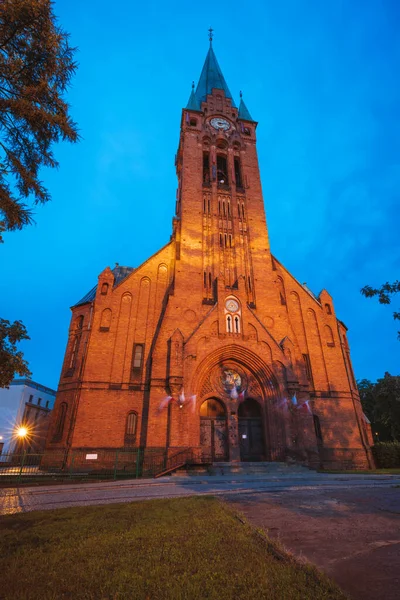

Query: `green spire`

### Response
(194, 30, 236, 107)
(186, 81, 200, 111)
(238, 91, 253, 121)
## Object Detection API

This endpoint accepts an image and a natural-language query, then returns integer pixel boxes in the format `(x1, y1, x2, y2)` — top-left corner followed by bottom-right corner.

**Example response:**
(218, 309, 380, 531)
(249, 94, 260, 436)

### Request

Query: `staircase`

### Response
(170, 461, 312, 478)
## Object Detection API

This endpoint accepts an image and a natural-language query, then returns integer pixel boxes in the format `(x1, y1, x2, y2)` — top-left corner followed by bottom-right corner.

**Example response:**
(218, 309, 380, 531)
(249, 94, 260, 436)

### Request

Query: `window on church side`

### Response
(203, 198, 206, 213)
(219, 233, 223, 247)
(203, 153, 210, 185)
(238, 204, 241, 217)
(325, 303, 332, 315)
(189, 118, 197, 127)
(124, 411, 137, 446)
(248, 276, 252, 291)
(53, 402, 67, 441)
(302, 354, 314, 386)
(101, 283, 109, 295)
(234, 157, 243, 188)
(133, 344, 144, 370)
(313, 414, 323, 443)
(218, 201, 221, 215)
(217, 155, 228, 187)
(204, 272, 207, 287)
(227, 201, 231, 216)
(234, 315, 240, 333)
(208, 198, 211, 214)
(76, 315, 84, 330)
(229, 234, 232, 247)
(224, 234, 228, 247)
(226, 315, 232, 333)
(69, 336, 79, 369)
(243, 127, 251, 135)
(208, 272, 212, 288)
(242, 204, 245, 219)
(223, 201, 226, 216)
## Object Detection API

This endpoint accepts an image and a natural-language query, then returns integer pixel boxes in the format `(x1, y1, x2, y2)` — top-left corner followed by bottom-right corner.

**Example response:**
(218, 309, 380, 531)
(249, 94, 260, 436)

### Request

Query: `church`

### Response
(45, 35, 373, 470)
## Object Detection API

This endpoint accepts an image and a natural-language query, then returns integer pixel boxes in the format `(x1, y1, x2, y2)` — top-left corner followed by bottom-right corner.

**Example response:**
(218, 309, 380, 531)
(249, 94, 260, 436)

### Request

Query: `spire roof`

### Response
(186, 82, 200, 111)
(238, 93, 253, 121)
(194, 44, 236, 108)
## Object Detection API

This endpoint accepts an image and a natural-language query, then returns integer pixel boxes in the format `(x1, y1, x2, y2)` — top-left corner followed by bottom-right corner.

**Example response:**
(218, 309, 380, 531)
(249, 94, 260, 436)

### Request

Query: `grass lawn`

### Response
(0, 497, 346, 600)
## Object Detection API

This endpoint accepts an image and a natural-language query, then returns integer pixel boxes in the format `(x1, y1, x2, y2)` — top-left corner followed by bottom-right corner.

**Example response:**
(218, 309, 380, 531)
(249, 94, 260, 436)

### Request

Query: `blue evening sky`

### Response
(1, 0, 399, 389)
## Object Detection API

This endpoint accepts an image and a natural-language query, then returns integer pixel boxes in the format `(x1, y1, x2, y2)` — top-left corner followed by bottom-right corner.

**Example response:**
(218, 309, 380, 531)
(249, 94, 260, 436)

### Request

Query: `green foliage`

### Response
(358, 373, 400, 442)
(361, 281, 400, 339)
(372, 442, 400, 468)
(0, 497, 346, 600)
(0, 317, 31, 387)
(0, 0, 78, 241)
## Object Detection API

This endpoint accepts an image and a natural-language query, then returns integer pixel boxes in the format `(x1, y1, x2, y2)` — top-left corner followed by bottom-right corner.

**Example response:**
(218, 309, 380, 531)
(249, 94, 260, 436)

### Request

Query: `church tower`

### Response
(45, 34, 373, 470)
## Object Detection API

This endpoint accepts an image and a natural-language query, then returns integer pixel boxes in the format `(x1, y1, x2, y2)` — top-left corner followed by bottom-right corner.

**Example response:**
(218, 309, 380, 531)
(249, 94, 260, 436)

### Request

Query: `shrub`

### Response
(372, 442, 400, 468)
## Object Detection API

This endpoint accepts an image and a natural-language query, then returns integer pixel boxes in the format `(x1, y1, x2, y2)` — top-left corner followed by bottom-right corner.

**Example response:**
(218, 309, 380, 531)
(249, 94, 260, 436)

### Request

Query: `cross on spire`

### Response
(208, 26, 213, 45)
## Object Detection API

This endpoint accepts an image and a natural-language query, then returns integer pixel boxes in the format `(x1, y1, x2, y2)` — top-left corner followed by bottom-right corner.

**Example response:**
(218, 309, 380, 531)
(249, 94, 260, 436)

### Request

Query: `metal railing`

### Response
(0, 447, 212, 484)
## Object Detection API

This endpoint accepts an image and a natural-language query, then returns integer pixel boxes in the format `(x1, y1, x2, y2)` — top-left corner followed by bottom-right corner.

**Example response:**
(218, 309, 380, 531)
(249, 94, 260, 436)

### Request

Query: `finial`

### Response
(208, 26, 214, 45)
(192, 80, 195, 90)
(240, 90, 243, 99)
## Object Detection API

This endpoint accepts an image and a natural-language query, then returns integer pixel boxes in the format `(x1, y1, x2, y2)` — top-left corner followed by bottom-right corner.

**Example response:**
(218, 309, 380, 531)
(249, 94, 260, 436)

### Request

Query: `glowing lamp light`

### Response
(17, 426, 28, 438)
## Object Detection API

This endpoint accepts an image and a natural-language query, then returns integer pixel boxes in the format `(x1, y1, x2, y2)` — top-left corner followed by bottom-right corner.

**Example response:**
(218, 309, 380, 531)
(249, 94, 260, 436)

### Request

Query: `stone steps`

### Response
(172, 461, 312, 477)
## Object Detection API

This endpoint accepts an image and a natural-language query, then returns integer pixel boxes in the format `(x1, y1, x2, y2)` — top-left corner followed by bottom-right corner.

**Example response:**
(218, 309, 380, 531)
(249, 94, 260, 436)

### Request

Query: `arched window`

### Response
(324, 325, 335, 347)
(100, 308, 112, 332)
(242, 204, 245, 218)
(219, 233, 223, 247)
(76, 315, 84, 330)
(200, 398, 225, 418)
(124, 411, 137, 445)
(208, 272, 212, 288)
(325, 303, 332, 315)
(132, 344, 144, 371)
(101, 283, 109, 295)
(53, 402, 67, 441)
(234, 315, 240, 333)
(223, 201, 226, 216)
(226, 315, 232, 333)
(276, 277, 286, 305)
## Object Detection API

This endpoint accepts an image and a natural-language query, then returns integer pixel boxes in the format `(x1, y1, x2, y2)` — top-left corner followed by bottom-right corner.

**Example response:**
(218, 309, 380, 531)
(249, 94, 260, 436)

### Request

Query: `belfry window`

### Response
(234, 316, 240, 333)
(101, 283, 109, 295)
(217, 155, 228, 187)
(234, 157, 242, 188)
(203, 153, 210, 185)
(226, 315, 232, 333)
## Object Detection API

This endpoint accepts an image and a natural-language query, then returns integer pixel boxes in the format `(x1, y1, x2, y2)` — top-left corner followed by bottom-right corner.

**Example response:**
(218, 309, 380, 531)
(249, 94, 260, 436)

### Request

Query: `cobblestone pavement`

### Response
(228, 485, 400, 600)
(1, 472, 399, 515)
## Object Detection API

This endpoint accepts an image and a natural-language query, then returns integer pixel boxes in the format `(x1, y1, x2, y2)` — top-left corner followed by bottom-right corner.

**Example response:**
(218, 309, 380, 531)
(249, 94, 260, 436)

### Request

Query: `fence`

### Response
(0, 447, 212, 484)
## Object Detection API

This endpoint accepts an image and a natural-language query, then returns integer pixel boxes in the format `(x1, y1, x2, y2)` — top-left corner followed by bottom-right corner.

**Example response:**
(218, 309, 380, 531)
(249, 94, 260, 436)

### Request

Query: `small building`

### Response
(0, 379, 56, 456)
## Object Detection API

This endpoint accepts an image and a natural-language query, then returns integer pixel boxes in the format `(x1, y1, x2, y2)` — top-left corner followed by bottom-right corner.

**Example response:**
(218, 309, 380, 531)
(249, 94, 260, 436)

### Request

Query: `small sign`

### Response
(242, 434, 247, 439)
(86, 453, 98, 460)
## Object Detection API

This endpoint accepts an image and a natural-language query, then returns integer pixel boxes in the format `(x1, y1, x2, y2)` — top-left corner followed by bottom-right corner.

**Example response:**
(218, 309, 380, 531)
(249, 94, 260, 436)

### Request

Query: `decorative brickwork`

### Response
(45, 41, 373, 470)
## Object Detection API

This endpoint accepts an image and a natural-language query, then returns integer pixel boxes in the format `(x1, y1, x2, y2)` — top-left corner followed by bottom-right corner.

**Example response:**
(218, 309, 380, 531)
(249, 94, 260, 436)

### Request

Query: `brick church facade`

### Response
(45, 38, 373, 470)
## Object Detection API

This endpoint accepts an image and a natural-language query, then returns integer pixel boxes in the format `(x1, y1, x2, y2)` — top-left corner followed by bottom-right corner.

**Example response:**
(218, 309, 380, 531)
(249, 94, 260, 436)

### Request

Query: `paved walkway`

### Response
(228, 484, 400, 600)
(1, 472, 399, 515)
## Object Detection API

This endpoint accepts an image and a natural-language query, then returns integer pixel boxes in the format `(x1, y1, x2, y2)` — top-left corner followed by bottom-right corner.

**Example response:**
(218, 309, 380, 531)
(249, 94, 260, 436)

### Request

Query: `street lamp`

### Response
(17, 426, 28, 439)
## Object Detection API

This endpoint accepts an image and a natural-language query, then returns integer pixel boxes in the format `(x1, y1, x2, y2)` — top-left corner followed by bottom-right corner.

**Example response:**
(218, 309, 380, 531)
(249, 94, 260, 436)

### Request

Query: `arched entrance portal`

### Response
(238, 398, 265, 461)
(200, 398, 228, 461)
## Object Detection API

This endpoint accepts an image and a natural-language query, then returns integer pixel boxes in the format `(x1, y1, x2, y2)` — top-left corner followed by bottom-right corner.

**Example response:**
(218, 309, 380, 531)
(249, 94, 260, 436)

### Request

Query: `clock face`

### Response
(210, 117, 231, 131)
(225, 299, 239, 313)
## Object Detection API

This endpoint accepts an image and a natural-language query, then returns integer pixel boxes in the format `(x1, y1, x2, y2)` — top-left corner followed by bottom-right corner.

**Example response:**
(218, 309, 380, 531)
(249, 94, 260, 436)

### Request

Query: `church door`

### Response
(238, 399, 264, 461)
(200, 398, 228, 462)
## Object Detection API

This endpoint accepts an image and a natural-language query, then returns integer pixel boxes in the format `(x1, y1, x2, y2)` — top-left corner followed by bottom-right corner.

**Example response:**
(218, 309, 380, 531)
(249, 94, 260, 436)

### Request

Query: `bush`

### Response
(372, 442, 400, 468)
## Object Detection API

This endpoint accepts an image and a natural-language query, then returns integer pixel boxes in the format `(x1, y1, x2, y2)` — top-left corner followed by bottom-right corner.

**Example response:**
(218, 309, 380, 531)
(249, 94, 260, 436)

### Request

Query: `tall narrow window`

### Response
(224, 234, 228, 247)
(223, 201, 226, 216)
(203, 152, 210, 185)
(124, 411, 137, 446)
(76, 315, 84, 330)
(229, 234, 232, 247)
(227, 201, 231, 216)
(54, 402, 67, 441)
(226, 315, 232, 333)
(313, 414, 323, 443)
(208, 272, 212, 288)
(38, 398, 42, 406)
(204, 272, 207, 287)
(208, 198, 211, 214)
(238, 204, 241, 217)
(325, 303, 332, 314)
(219, 233, 223, 247)
(302, 353, 314, 386)
(203, 198, 206, 213)
(248, 276, 252, 291)
(218, 201, 221, 215)
(133, 344, 144, 370)
(325, 325, 335, 347)
(69, 336, 79, 368)
(242, 204, 245, 218)
(217, 155, 228, 186)
(101, 283, 109, 295)
(234, 157, 242, 188)
(234, 316, 240, 333)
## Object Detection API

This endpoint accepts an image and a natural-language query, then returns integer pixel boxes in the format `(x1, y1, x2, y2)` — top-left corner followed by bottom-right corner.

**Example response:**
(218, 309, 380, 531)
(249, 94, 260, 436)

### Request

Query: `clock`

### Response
(225, 299, 239, 313)
(210, 117, 231, 131)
